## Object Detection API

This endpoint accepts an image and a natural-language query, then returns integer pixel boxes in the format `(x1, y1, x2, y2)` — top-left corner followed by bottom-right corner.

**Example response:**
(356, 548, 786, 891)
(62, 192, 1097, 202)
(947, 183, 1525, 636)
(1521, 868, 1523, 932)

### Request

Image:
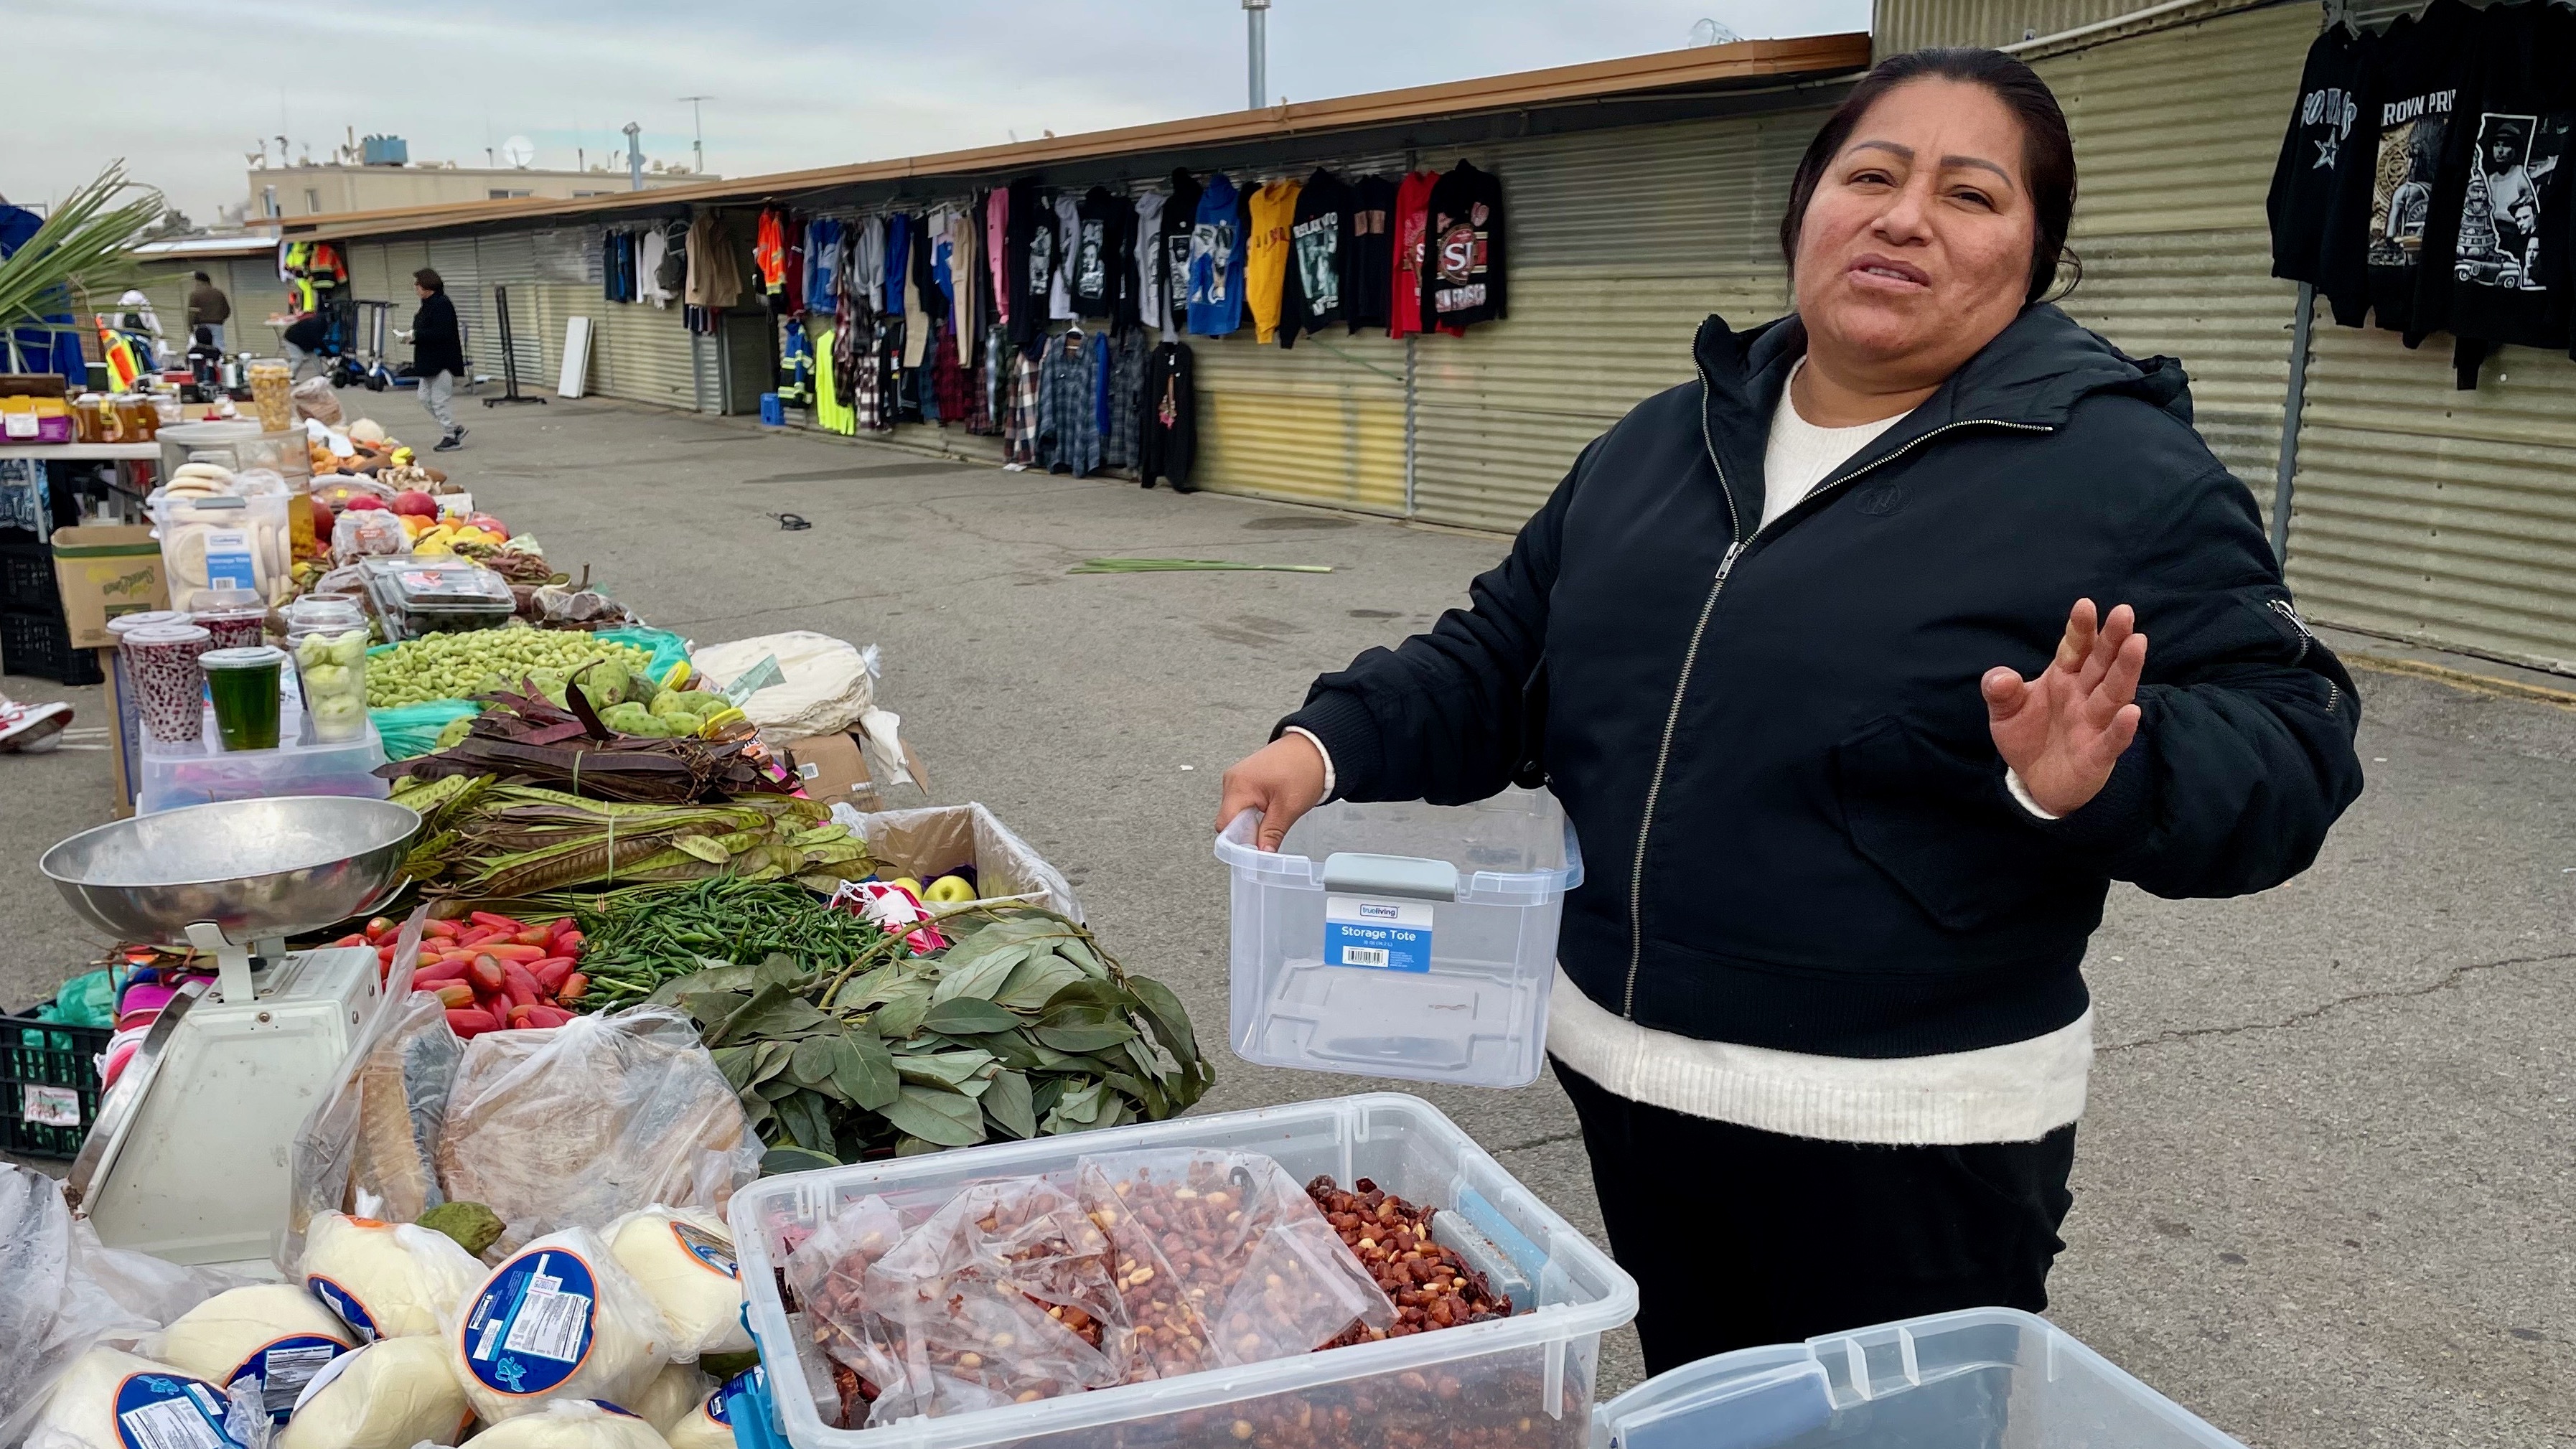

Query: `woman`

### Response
(1218, 49, 2364, 1370)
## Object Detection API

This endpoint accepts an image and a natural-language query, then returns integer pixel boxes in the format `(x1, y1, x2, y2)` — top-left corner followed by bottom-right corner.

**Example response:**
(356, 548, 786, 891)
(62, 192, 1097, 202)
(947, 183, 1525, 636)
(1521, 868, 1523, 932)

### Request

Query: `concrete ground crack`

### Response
(2101, 949, 2576, 1054)
(1486, 1129, 1585, 1154)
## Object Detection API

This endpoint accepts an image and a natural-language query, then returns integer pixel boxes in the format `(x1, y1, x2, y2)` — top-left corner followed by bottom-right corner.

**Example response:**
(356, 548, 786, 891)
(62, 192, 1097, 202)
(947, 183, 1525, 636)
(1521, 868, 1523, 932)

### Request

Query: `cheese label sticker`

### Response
(306, 1275, 379, 1343)
(1324, 896, 1434, 972)
(464, 1249, 599, 1395)
(670, 1219, 739, 1280)
(112, 1370, 236, 1449)
(202, 530, 258, 591)
(228, 1336, 349, 1423)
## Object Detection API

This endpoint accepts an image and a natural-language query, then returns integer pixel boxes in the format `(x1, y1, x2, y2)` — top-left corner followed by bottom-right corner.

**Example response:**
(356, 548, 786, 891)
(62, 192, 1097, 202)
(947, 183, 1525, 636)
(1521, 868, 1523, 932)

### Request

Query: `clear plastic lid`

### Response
(284, 596, 367, 632)
(188, 587, 267, 618)
(104, 609, 191, 637)
(121, 622, 212, 649)
(200, 644, 287, 672)
(357, 555, 515, 611)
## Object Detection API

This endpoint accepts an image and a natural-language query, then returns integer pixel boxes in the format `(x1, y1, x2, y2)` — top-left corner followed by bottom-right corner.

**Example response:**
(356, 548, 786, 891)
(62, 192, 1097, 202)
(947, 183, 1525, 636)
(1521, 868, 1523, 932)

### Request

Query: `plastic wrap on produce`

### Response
(832, 802, 1085, 922)
(690, 630, 876, 738)
(1077, 1149, 1392, 1377)
(435, 1008, 758, 1256)
(281, 909, 454, 1273)
(780, 1194, 910, 1421)
(444, 1227, 672, 1427)
(605, 1206, 752, 1359)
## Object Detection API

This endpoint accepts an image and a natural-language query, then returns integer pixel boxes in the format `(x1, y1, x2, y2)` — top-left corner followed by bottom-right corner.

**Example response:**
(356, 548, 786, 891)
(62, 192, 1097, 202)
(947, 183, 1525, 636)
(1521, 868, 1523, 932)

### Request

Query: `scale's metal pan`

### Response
(40, 795, 418, 945)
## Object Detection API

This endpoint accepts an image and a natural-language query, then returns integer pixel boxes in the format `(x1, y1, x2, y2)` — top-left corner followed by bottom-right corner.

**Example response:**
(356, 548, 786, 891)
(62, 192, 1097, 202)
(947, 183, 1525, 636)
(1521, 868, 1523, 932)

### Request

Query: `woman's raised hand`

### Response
(1981, 599, 2146, 817)
(1216, 733, 1329, 851)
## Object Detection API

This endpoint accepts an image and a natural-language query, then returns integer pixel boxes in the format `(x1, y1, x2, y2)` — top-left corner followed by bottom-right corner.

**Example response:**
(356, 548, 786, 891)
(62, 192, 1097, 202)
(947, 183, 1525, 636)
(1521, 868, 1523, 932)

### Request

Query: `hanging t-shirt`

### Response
(853, 217, 886, 311)
(1283, 168, 1352, 344)
(1161, 170, 1203, 341)
(1423, 161, 1506, 331)
(1244, 178, 1302, 344)
(1344, 174, 1397, 332)
(928, 205, 958, 314)
(884, 213, 911, 316)
(1133, 191, 1168, 336)
(1186, 172, 1246, 337)
(1073, 186, 1125, 320)
(1388, 170, 1438, 338)
(2318, 0, 2478, 332)
(2410, 0, 2574, 365)
(986, 187, 1012, 332)
(1049, 195, 1081, 321)
(2267, 24, 2369, 286)
(1008, 179, 1046, 346)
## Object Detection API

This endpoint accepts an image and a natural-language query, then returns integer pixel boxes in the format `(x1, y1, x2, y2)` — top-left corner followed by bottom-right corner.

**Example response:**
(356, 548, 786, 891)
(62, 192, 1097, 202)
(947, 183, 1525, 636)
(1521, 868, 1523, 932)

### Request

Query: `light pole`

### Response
(678, 95, 712, 174)
(1243, 0, 1269, 111)
(623, 122, 643, 189)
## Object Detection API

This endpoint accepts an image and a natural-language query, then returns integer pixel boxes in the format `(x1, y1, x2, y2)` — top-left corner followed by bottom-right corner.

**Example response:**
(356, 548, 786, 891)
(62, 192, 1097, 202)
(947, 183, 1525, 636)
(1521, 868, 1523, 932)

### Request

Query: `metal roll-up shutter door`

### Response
(225, 255, 293, 359)
(347, 243, 394, 312)
(376, 240, 433, 339)
(424, 238, 483, 379)
(474, 231, 544, 390)
(595, 301, 700, 410)
(1194, 329, 1408, 513)
(2030, 3, 2310, 521)
(1410, 111, 1822, 533)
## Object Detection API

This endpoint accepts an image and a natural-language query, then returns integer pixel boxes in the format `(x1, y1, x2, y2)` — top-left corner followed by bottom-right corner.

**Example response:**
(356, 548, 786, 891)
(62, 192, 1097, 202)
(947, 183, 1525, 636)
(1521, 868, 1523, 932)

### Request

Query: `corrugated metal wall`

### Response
(1877, 0, 2215, 51)
(223, 255, 293, 359)
(1196, 331, 1408, 513)
(2032, 2, 2313, 511)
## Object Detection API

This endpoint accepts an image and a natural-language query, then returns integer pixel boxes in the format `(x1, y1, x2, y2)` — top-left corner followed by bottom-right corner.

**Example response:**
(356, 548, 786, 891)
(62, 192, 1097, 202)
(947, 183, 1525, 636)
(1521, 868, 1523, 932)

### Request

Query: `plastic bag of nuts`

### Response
(783, 1194, 914, 1427)
(854, 1178, 1130, 1424)
(1306, 1176, 1512, 1345)
(1076, 1150, 1392, 1382)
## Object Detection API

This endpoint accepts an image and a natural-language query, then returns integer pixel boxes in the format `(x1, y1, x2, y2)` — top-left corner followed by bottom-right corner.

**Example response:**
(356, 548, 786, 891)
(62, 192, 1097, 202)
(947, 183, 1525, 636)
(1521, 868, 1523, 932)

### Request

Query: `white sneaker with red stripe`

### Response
(0, 698, 72, 753)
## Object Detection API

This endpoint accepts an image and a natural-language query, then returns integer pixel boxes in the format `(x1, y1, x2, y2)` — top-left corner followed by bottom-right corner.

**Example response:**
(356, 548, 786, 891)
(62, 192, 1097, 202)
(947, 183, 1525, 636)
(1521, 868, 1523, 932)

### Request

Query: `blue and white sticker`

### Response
(307, 1275, 379, 1343)
(1324, 896, 1434, 972)
(200, 530, 258, 593)
(462, 1249, 599, 1397)
(670, 1219, 739, 1280)
(112, 1370, 238, 1449)
(226, 1336, 349, 1424)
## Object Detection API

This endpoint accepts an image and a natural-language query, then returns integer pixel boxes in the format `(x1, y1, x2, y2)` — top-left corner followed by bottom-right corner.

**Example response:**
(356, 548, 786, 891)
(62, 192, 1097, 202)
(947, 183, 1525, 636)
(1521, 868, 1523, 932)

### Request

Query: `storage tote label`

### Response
(1324, 896, 1433, 972)
(464, 1249, 599, 1395)
(202, 530, 258, 591)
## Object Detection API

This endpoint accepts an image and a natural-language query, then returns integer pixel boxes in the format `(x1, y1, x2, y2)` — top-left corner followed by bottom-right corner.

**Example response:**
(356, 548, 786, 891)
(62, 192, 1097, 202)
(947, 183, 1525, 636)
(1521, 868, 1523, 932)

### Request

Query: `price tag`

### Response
(1324, 896, 1434, 972)
(202, 530, 258, 591)
(20, 1083, 80, 1127)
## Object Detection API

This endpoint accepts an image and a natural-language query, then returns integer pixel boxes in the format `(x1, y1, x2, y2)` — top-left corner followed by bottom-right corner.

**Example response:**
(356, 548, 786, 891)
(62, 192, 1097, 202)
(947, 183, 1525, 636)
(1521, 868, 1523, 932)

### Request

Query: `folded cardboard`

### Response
(782, 728, 930, 812)
(50, 525, 171, 649)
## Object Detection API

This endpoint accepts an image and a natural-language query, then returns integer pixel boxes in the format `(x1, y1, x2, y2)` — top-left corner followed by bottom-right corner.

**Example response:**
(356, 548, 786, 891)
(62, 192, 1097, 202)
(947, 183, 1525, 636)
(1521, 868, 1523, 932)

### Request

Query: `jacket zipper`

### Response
(2267, 598, 2314, 665)
(1616, 372, 2048, 1018)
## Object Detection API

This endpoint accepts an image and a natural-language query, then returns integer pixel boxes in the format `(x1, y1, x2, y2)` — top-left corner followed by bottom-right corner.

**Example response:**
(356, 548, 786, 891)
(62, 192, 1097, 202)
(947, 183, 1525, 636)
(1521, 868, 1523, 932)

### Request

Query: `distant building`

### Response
(248, 160, 712, 220)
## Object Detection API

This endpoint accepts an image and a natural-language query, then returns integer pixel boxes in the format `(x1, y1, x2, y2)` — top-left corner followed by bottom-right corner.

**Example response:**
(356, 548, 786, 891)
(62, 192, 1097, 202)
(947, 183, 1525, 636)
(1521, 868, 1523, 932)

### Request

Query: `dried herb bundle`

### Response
(378, 682, 781, 803)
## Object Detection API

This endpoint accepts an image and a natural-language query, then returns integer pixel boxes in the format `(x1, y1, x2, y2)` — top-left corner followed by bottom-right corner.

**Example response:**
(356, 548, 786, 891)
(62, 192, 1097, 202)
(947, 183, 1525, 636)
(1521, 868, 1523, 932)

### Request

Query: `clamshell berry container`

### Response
(732, 1093, 1638, 1449)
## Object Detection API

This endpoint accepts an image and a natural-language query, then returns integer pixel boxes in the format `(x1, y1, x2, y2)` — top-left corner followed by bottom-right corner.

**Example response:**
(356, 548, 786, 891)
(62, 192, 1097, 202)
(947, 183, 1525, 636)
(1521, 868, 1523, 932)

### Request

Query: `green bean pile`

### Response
(567, 878, 903, 1011)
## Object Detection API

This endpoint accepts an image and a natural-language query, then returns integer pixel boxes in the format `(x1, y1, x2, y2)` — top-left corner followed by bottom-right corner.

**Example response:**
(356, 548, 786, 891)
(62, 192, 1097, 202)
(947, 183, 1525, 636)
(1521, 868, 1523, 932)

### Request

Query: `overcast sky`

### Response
(4, 0, 1868, 224)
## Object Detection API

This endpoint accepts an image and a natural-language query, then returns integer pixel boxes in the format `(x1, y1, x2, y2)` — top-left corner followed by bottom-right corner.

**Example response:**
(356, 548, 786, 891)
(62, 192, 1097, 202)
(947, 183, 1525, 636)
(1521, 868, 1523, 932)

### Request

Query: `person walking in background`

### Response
(279, 307, 329, 382)
(184, 271, 230, 352)
(406, 268, 467, 451)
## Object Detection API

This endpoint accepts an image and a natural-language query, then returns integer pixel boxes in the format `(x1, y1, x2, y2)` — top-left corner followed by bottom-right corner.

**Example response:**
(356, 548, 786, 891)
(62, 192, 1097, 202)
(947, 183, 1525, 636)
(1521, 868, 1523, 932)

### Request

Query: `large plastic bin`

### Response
(1216, 790, 1581, 1087)
(139, 715, 388, 814)
(1591, 1308, 2246, 1449)
(732, 1092, 1637, 1449)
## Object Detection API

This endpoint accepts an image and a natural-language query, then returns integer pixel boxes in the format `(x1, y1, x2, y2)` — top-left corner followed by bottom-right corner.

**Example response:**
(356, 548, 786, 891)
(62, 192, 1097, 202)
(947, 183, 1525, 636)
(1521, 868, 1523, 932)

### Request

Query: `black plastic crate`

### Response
(1, 1008, 110, 1159)
(0, 606, 102, 685)
(0, 543, 56, 612)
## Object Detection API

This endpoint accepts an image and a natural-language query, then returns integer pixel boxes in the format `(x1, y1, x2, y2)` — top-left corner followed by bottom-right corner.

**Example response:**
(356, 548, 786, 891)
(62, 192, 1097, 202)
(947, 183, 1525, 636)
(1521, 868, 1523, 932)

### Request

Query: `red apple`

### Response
(390, 489, 439, 518)
(343, 494, 387, 511)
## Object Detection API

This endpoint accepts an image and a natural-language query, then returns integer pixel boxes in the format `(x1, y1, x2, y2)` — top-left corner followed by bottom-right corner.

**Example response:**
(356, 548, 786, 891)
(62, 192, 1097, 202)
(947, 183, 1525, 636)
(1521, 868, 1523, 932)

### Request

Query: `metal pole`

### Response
(1244, 0, 1270, 110)
(680, 96, 711, 174)
(2270, 283, 2315, 564)
(623, 122, 643, 190)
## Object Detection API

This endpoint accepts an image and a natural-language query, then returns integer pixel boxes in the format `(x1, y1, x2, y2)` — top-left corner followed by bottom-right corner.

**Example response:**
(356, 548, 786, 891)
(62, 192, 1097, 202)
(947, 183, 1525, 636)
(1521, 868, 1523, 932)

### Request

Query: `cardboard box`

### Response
(49, 525, 169, 650)
(782, 729, 931, 812)
(99, 647, 139, 818)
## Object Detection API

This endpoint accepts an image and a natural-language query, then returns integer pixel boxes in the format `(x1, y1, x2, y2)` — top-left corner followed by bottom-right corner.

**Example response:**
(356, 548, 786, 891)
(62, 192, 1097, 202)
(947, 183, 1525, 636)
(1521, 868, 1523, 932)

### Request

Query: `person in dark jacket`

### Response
(1218, 49, 2364, 1371)
(185, 271, 230, 352)
(405, 268, 468, 451)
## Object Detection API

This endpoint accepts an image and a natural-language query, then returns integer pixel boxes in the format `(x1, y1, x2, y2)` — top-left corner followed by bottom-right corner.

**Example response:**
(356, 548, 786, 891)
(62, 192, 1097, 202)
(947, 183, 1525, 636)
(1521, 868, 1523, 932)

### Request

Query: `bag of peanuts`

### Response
(782, 1194, 912, 1427)
(1074, 1149, 1392, 1381)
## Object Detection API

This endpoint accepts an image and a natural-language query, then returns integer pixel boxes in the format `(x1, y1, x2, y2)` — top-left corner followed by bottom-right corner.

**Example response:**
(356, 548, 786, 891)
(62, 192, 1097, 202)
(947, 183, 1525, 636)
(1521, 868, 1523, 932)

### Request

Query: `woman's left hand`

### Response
(1982, 599, 2147, 817)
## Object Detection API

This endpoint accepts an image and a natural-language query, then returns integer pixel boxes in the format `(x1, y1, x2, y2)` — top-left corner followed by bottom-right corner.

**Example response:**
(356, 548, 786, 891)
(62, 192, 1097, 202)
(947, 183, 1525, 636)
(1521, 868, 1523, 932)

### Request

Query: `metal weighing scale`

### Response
(39, 796, 418, 1267)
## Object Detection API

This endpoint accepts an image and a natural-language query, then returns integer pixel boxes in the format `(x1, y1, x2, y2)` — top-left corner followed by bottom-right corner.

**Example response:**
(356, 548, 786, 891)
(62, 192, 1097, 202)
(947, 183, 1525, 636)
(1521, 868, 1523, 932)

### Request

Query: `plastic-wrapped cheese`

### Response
(155, 1284, 354, 1424)
(626, 1362, 711, 1432)
(301, 1211, 486, 1341)
(275, 1337, 469, 1449)
(660, 1382, 737, 1449)
(449, 1227, 670, 1425)
(27, 1347, 246, 1449)
(459, 1397, 674, 1448)
(606, 1206, 752, 1358)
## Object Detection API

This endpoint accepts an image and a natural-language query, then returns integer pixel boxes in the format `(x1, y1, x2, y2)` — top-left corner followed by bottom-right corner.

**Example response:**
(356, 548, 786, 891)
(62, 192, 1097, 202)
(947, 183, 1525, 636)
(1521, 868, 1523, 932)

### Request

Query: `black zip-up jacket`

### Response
(411, 291, 465, 378)
(1282, 305, 2365, 1059)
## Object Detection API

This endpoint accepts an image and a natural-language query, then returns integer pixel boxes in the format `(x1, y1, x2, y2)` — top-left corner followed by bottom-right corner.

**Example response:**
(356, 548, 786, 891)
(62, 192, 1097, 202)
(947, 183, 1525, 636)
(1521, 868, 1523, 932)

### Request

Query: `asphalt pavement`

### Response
(4, 394, 2567, 1447)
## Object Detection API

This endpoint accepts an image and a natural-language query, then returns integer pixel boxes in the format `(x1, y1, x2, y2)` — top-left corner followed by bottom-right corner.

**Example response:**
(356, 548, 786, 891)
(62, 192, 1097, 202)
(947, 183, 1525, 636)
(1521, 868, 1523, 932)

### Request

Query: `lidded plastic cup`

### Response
(122, 622, 215, 744)
(200, 644, 288, 751)
(285, 597, 372, 742)
(283, 594, 367, 642)
(188, 586, 268, 650)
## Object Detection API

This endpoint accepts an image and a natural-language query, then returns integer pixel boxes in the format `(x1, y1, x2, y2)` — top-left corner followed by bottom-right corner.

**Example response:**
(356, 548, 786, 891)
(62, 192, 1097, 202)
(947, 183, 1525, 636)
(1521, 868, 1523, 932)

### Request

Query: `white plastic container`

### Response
(1217, 790, 1582, 1088)
(733, 1092, 1636, 1449)
(139, 715, 389, 814)
(1591, 1308, 2248, 1449)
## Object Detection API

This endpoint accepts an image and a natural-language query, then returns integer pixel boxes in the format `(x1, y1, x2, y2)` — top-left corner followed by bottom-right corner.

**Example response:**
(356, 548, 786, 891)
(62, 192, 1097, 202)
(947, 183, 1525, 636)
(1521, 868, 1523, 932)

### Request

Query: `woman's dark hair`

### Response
(413, 268, 445, 292)
(1779, 47, 2079, 305)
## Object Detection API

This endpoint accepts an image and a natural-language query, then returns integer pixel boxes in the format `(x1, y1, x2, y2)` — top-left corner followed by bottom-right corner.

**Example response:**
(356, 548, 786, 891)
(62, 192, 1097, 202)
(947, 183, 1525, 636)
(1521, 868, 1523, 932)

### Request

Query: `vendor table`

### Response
(0, 442, 162, 461)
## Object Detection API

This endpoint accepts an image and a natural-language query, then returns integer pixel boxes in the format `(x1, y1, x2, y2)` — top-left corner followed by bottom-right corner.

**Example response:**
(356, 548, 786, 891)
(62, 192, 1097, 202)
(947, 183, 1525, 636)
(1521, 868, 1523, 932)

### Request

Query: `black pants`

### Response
(1556, 1060, 2076, 1374)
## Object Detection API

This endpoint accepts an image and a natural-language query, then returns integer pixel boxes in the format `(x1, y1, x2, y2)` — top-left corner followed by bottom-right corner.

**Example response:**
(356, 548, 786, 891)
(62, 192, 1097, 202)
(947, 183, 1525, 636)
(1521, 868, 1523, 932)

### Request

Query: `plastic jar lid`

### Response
(286, 596, 367, 627)
(200, 644, 287, 671)
(104, 610, 191, 637)
(121, 622, 213, 648)
(189, 588, 267, 616)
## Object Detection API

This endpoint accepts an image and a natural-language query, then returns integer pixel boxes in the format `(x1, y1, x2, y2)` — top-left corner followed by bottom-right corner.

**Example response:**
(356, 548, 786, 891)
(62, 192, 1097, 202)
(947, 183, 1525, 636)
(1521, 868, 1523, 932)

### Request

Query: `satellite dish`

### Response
(501, 135, 536, 169)
(1687, 17, 1743, 45)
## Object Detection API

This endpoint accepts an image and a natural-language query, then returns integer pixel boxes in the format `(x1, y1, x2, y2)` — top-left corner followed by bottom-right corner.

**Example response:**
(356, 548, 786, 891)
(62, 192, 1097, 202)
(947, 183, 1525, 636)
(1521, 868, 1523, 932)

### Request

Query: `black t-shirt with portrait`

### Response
(1420, 161, 1506, 331)
(1344, 174, 1397, 332)
(2267, 23, 2369, 286)
(1073, 186, 1128, 320)
(1282, 168, 1352, 345)
(1159, 169, 1203, 334)
(2409, 0, 2575, 362)
(1006, 177, 1047, 347)
(2317, 0, 2478, 332)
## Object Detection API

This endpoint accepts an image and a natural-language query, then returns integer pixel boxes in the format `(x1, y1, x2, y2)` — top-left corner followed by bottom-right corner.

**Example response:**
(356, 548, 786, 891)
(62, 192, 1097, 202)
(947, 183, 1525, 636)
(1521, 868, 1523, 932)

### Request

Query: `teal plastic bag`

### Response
(371, 700, 482, 760)
(595, 626, 691, 685)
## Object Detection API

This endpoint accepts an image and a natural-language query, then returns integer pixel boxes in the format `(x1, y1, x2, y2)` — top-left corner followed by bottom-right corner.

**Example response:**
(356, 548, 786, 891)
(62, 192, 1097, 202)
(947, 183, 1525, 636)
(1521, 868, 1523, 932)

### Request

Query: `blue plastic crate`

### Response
(760, 392, 785, 426)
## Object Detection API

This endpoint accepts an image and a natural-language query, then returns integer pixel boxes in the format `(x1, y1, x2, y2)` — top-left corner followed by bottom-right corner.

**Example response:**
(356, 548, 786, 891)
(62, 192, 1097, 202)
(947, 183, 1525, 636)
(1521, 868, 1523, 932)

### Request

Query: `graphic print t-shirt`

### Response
(1422, 161, 1507, 330)
(2412, 0, 2575, 355)
(1074, 186, 1125, 320)
(1389, 170, 1438, 338)
(2268, 24, 2369, 285)
(1186, 172, 1245, 337)
(1160, 170, 1203, 341)
(1344, 174, 1397, 332)
(1133, 191, 1168, 335)
(2318, 0, 2477, 331)
(1245, 178, 1303, 345)
(1283, 169, 1352, 344)
(1050, 195, 1081, 321)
